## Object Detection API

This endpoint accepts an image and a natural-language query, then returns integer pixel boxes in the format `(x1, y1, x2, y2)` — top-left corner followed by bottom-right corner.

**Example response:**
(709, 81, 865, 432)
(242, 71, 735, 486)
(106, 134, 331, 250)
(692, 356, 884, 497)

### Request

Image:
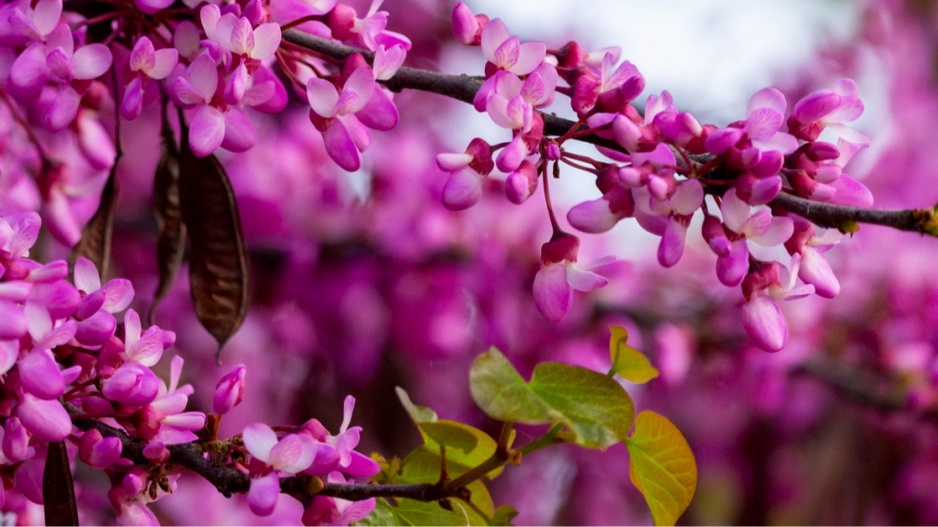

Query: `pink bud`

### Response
(213, 364, 247, 415)
(143, 440, 170, 464)
(3, 417, 30, 463)
(79, 429, 123, 469)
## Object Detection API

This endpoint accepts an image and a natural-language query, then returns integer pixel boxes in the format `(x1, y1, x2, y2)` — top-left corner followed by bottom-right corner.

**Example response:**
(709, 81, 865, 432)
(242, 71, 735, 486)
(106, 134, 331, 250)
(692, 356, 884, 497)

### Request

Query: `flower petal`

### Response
(532, 262, 570, 322)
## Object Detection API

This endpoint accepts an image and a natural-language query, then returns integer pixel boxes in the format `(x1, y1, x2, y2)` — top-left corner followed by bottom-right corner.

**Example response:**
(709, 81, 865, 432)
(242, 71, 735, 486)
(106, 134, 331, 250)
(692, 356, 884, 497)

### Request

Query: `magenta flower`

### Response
(532, 234, 610, 322)
(480, 18, 546, 76)
(713, 188, 794, 287)
(243, 422, 317, 516)
(303, 473, 376, 526)
(437, 138, 495, 210)
(41, 39, 112, 131)
(741, 255, 815, 352)
(307, 66, 376, 170)
(633, 178, 703, 268)
(705, 86, 798, 156)
(174, 52, 257, 156)
(121, 36, 178, 120)
(142, 356, 205, 444)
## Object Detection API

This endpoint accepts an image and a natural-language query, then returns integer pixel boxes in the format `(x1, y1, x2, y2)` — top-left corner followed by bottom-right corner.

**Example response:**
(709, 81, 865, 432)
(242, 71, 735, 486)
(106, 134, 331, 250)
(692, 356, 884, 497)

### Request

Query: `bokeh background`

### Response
(15, 0, 938, 524)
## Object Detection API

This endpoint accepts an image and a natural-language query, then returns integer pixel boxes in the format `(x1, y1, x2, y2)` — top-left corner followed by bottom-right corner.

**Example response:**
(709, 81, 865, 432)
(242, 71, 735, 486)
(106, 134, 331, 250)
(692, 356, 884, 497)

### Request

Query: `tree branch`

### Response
(67, 407, 464, 503)
(280, 29, 938, 238)
(790, 360, 938, 426)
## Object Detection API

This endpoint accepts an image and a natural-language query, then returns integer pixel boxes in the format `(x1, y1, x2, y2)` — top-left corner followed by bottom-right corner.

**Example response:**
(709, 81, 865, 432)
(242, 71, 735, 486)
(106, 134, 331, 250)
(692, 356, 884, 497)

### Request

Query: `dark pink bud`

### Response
(213, 364, 247, 415)
(702, 215, 731, 256)
(452, 3, 481, 45)
(327, 4, 357, 42)
(75, 288, 106, 320)
(466, 138, 495, 176)
(79, 429, 123, 469)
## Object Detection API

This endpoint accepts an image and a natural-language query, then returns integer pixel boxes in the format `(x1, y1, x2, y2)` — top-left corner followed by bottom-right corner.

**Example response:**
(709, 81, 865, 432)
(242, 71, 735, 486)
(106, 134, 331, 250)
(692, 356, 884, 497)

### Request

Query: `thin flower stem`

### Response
(542, 161, 562, 233)
(279, 15, 323, 31)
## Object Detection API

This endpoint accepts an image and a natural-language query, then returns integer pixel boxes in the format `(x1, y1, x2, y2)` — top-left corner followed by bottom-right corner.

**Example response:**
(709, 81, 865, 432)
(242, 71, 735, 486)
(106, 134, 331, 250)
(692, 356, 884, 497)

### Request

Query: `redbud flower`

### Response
(715, 188, 794, 287)
(213, 363, 246, 414)
(121, 37, 178, 120)
(741, 255, 815, 352)
(452, 3, 488, 46)
(438, 138, 495, 210)
(481, 18, 546, 77)
(307, 66, 376, 171)
(243, 423, 317, 516)
(533, 233, 611, 322)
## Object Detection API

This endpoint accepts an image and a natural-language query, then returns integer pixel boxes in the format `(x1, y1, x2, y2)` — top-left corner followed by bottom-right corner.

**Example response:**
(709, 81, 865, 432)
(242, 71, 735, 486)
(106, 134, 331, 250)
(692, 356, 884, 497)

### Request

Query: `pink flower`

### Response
(174, 52, 257, 156)
(741, 255, 815, 352)
(705, 86, 798, 156)
(480, 18, 546, 76)
(713, 188, 794, 287)
(307, 66, 376, 171)
(40, 39, 112, 131)
(303, 473, 376, 526)
(532, 233, 610, 322)
(437, 138, 495, 210)
(121, 37, 178, 120)
(243, 422, 318, 516)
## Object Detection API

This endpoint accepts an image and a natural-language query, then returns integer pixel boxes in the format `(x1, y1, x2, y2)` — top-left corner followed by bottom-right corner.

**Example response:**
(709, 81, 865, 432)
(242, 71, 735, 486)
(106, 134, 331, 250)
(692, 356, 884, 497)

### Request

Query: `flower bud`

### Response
(213, 364, 247, 415)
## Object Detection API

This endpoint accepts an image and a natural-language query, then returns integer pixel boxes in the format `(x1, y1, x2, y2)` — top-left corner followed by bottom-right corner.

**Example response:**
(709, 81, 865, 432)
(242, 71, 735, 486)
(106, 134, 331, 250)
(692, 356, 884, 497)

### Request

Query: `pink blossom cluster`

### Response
(440, 3, 871, 351)
(0, 0, 409, 250)
(0, 211, 376, 525)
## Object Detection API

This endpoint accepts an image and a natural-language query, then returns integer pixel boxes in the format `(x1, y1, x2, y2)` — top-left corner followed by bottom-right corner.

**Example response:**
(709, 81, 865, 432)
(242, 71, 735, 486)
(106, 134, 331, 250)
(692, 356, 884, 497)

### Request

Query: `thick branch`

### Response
(770, 192, 938, 236)
(281, 29, 938, 238)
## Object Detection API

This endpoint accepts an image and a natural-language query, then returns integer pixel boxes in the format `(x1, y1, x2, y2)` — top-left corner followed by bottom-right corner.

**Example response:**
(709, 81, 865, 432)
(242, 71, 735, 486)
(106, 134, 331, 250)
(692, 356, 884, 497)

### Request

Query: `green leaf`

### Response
(396, 388, 502, 478)
(399, 448, 494, 524)
(469, 348, 635, 449)
(608, 326, 659, 383)
(625, 411, 697, 526)
(396, 386, 439, 424)
(528, 362, 635, 448)
(357, 497, 471, 526)
(355, 498, 398, 526)
(488, 505, 518, 526)
(469, 348, 557, 423)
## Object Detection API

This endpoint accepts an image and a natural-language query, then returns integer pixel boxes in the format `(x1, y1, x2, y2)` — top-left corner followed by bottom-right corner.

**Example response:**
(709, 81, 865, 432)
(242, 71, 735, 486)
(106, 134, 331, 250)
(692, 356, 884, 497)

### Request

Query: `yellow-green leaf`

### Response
(470, 348, 636, 449)
(357, 497, 472, 526)
(625, 411, 697, 526)
(396, 387, 439, 424)
(609, 326, 659, 383)
(399, 448, 494, 525)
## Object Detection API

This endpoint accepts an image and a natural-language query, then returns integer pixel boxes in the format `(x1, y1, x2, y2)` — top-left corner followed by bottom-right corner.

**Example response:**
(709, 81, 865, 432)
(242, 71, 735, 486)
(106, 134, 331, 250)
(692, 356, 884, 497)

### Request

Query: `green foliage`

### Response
(625, 411, 698, 526)
(358, 497, 472, 526)
(469, 348, 635, 449)
(396, 388, 503, 478)
(608, 326, 659, 383)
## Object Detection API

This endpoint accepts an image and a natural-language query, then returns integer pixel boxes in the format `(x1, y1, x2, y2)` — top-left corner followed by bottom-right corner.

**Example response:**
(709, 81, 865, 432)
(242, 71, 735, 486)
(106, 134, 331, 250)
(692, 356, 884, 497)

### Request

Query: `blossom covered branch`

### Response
(281, 29, 938, 239)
